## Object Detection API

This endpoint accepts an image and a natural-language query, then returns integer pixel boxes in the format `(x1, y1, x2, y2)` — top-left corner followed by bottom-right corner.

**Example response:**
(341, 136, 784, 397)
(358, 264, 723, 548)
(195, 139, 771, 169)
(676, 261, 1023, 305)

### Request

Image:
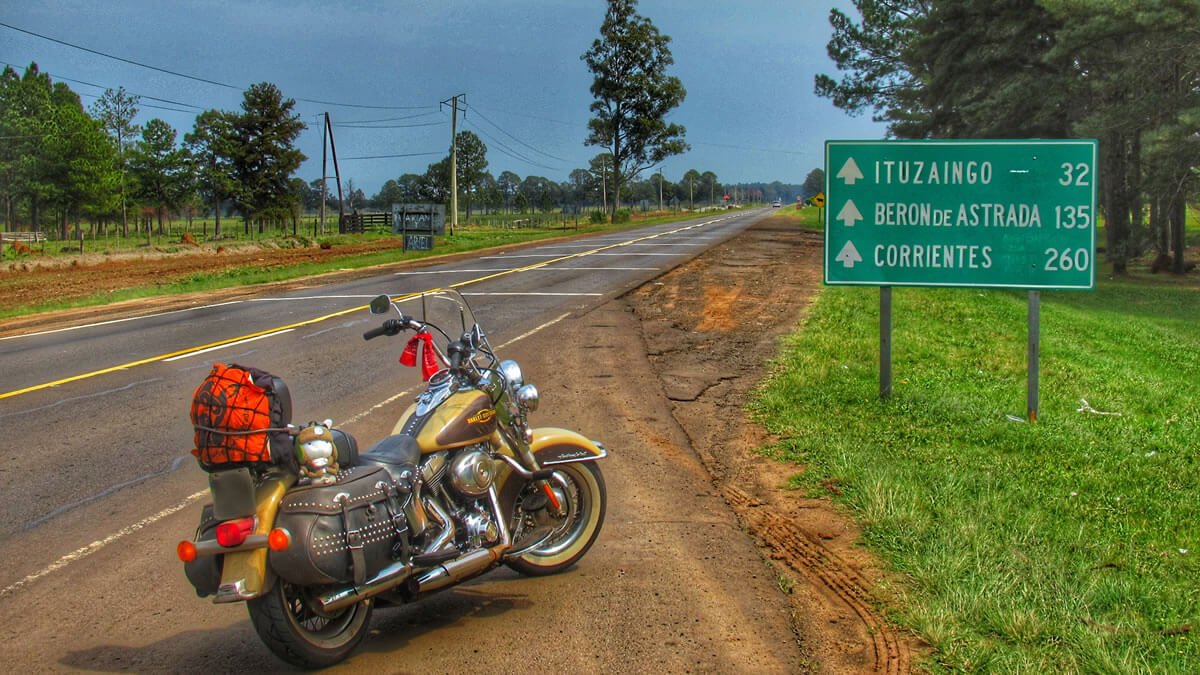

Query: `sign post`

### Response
(824, 140, 1098, 415)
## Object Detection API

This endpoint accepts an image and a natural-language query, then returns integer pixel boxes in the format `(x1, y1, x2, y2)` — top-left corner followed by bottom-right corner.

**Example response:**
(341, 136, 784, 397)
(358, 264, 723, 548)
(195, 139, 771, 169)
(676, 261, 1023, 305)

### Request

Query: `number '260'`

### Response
(1044, 247, 1090, 272)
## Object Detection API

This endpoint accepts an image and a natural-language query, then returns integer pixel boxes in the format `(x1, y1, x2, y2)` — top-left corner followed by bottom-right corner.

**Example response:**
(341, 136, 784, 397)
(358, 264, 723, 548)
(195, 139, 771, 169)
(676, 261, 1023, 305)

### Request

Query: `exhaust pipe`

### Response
(416, 546, 502, 594)
(318, 560, 413, 613)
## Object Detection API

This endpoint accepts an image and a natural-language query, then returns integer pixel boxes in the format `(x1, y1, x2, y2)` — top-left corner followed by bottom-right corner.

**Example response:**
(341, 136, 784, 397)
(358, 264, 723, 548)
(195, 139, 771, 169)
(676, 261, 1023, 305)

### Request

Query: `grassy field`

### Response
(756, 206, 1199, 671)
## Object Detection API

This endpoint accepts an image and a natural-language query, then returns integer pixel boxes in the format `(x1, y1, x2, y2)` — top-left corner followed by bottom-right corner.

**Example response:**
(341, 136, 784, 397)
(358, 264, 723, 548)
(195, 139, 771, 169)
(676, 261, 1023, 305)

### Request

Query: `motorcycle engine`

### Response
(447, 445, 496, 497)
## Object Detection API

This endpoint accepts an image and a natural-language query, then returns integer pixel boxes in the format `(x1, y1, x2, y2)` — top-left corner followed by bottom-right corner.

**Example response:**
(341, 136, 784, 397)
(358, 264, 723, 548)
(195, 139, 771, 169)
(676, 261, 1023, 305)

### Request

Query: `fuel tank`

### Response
(392, 390, 498, 453)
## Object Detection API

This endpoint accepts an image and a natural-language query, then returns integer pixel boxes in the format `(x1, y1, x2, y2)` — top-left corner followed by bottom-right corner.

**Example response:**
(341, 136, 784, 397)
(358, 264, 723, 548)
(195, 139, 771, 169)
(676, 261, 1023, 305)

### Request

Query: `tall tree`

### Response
(582, 0, 689, 222)
(184, 109, 236, 238)
(451, 131, 488, 217)
(498, 170, 522, 212)
(129, 118, 190, 240)
(229, 82, 306, 231)
(815, 1, 930, 136)
(90, 86, 140, 236)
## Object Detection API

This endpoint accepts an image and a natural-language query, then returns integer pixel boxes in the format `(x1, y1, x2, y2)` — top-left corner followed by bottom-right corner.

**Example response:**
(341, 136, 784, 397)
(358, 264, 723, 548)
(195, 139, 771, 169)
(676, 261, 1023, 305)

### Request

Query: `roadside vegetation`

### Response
(756, 207, 1199, 671)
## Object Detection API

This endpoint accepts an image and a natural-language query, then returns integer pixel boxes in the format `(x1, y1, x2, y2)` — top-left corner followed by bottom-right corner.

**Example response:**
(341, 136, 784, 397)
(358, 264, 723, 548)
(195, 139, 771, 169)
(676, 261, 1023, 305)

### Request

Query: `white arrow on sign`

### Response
(836, 240, 863, 268)
(836, 199, 863, 227)
(837, 157, 864, 185)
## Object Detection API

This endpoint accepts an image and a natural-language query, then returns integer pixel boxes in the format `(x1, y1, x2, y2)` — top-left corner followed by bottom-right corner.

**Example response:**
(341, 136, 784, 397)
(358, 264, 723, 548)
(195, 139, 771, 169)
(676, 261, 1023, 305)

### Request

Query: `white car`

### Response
(771, 199, 782, 208)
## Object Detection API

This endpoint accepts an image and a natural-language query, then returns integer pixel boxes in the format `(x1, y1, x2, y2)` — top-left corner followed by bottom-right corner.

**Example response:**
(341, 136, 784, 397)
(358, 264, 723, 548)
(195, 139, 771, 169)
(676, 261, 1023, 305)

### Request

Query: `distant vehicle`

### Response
(771, 199, 782, 208)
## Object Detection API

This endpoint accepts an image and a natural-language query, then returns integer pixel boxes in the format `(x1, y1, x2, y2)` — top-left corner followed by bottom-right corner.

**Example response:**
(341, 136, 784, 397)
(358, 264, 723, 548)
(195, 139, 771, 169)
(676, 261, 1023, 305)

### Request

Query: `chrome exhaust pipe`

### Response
(318, 560, 414, 613)
(416, 547, 502, 594)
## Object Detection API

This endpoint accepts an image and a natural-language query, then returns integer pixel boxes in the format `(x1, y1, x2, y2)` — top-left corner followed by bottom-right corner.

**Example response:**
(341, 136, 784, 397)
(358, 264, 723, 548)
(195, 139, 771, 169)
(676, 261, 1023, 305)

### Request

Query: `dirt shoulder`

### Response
(623, 215, 919, 673)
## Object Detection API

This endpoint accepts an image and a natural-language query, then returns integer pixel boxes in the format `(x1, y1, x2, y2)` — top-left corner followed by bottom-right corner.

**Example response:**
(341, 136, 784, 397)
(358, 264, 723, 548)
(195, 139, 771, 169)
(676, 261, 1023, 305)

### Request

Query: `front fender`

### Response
(530, 427, 607, 466)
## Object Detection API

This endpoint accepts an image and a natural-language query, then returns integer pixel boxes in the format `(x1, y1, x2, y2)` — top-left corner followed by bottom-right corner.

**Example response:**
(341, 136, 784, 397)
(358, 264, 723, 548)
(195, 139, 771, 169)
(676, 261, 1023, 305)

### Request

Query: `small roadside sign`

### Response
(825, 140, 1098, 290)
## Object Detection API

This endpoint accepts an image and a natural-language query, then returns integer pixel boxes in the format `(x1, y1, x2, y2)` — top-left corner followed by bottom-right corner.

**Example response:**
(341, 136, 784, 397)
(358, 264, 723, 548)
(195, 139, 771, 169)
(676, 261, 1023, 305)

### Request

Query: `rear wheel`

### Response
(247, 580, 373, 669)
(506, 462, 606, 576)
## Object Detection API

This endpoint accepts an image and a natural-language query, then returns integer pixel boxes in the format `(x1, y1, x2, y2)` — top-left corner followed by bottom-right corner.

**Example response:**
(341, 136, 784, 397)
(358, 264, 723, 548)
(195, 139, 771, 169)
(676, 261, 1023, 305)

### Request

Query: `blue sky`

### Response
(1, 1, 887, 194)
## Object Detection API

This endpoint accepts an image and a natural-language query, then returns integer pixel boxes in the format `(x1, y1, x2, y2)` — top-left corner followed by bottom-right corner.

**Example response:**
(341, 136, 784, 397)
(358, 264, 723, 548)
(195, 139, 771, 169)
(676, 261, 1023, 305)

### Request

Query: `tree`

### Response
(498, 170, 522, 212)
(129, 118, 190, 239)
(185, 109, 236, 238)
(229, 82, 306, 231)
(582, 0, 688, 222)
(814, 1, 930, 136)
(701, 171, 718, 207)
(451, 131, 488, 217)
(802, 168, 825, 200)
(90, 86, 140, 236)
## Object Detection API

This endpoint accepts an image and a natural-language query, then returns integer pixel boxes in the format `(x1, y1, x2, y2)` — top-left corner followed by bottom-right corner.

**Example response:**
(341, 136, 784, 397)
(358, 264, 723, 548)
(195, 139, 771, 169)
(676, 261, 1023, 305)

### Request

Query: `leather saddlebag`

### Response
(269, 465, 411, 586)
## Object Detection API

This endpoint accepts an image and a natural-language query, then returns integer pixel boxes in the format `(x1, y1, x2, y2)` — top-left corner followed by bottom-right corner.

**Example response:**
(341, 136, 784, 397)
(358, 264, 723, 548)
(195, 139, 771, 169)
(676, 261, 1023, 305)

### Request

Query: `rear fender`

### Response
(213, 474, 293, 603)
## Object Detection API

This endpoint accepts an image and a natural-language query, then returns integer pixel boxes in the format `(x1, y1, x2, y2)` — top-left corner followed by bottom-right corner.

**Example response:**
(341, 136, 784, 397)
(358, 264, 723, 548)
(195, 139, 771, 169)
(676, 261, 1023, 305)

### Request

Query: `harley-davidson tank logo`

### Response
(466, 409, 496, 425)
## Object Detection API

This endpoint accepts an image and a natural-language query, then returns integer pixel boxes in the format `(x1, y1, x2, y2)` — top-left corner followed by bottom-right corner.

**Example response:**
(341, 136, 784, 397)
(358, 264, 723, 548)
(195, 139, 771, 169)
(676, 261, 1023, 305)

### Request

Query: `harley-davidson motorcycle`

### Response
(177, 288, 607, 668)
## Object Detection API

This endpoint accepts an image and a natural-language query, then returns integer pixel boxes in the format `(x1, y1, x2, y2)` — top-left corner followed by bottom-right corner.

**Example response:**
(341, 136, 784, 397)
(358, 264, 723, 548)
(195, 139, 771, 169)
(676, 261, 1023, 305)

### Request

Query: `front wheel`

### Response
(506, 462, 607, 576)
(247, 579, 373, 669)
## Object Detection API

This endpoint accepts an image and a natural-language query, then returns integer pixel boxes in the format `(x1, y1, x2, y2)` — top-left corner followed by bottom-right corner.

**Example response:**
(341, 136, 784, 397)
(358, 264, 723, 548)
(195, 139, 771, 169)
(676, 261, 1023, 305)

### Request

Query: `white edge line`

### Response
(0, 489, 208, 599)
(0, 301, 245, 341)
(163, 329, 295, 362)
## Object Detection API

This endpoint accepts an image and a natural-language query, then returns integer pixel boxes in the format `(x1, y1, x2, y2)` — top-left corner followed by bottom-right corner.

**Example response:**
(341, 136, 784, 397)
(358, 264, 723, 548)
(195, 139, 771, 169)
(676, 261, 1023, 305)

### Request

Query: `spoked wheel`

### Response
(506, 462, 607, 576)
(247, 580, 373, 669)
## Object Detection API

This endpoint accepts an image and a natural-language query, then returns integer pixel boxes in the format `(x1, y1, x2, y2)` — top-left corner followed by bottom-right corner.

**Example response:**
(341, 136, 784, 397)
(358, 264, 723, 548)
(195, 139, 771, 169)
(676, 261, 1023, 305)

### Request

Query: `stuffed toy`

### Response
(295, 420, 338, 485)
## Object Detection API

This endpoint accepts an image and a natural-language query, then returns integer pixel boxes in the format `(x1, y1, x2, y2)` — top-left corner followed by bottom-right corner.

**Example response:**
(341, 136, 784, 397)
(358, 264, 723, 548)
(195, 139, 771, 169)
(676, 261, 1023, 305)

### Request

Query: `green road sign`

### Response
(824, 140, 1098, 289)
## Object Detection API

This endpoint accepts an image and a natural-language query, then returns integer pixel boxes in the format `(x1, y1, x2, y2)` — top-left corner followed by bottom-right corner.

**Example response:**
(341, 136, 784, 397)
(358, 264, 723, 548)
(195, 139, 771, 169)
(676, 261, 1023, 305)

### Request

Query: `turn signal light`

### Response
(267, 527, 292, 552)
(215, 517, 255, 547)
(177, 540, 197, 563)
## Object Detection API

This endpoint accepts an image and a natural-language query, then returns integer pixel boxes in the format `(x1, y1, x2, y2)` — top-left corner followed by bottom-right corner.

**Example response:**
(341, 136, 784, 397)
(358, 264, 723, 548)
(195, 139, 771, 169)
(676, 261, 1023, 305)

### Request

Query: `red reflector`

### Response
(215, 517, 255, 547)
(268, 528, 291, 552)
(177, 540, 197, 563)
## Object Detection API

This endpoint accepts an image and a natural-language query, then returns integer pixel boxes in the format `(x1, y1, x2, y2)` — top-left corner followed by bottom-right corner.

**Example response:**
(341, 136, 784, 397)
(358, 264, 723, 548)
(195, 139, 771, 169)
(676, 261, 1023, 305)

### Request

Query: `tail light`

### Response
(215, 517, 255, 547)
(177, 540, 197, 563)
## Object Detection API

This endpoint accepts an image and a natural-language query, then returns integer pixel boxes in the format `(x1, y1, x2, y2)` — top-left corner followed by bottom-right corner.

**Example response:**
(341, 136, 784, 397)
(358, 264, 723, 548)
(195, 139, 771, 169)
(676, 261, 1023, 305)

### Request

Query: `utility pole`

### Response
(441, 94, 465, 236)
(320, 113, 327, 236)
(658, 169, 663, 212)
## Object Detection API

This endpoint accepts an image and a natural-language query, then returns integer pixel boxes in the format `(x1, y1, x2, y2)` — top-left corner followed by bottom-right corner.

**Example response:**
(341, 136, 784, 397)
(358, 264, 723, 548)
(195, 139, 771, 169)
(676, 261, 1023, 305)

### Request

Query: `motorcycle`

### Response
(176, 288, 607, 668)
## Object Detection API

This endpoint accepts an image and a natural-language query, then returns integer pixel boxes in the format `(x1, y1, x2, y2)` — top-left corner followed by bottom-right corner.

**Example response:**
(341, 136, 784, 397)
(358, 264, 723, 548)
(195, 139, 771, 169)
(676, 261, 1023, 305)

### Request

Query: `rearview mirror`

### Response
(369, 295, 392, 315)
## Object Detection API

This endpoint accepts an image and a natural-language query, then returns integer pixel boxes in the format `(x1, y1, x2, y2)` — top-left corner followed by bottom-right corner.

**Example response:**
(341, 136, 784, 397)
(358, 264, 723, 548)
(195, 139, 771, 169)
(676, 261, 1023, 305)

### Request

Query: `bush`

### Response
(613, 208, 631, 224)
(590, 210, 607, 225)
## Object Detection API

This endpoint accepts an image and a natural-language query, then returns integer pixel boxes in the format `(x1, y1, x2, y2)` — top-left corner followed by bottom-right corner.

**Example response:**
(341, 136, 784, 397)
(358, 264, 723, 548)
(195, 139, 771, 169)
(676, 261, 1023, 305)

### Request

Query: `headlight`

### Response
(498, 359, 523, 390)
(516, 383, 540, 412)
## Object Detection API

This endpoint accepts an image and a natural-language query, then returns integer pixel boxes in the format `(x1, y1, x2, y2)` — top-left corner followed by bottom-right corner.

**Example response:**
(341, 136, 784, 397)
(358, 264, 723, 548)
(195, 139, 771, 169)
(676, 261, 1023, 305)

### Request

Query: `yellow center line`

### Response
(0, 217, 731, 401)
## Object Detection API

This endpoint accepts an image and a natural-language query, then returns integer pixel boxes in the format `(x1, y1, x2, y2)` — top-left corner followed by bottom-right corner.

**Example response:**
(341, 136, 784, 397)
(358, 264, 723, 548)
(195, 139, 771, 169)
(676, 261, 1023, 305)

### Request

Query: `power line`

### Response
(0, 20, 434, 111)
(464, 102, 569, 163)
(0, 21, 241, 90)
(1, 63, 205, 111)
(340, 151, 444, 161)
(462, 118, 562, 173)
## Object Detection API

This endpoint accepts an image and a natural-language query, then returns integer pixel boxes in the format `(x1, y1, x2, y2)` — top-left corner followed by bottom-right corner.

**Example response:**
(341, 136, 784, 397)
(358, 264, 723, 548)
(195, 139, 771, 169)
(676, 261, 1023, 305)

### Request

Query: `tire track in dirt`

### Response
(626, 215, 915, 673)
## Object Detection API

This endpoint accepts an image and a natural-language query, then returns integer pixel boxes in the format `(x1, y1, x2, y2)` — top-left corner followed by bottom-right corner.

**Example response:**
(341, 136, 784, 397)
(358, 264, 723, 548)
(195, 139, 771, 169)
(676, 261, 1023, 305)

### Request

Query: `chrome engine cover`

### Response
(448, 446, 495, 497)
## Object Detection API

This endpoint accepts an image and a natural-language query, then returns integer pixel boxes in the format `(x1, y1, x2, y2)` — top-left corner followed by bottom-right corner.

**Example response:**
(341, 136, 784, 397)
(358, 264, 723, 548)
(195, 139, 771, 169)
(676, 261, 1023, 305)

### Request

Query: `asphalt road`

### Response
(0, 208, 814, 672)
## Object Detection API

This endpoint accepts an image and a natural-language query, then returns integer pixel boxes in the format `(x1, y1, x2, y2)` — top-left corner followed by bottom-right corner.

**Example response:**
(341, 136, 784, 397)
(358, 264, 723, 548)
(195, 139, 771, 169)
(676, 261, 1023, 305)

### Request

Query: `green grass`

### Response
(752, 278, 1200, 672)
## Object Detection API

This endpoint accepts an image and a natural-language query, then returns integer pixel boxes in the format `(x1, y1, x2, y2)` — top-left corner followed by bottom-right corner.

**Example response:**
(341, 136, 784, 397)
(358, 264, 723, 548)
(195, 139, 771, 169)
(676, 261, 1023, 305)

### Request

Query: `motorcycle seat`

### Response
(359, 434, 421, 468)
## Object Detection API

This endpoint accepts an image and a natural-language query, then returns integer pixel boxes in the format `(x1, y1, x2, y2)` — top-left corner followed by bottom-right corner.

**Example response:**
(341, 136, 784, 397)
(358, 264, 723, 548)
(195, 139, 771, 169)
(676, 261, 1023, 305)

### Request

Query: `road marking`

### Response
(0, 301, 245, 342)
(464, 292, 602, 297)
(0, 378, 163, 420)
(0, 489, 208, 600)
(1, 215, 737, 401)
(162, 329, 295, 361)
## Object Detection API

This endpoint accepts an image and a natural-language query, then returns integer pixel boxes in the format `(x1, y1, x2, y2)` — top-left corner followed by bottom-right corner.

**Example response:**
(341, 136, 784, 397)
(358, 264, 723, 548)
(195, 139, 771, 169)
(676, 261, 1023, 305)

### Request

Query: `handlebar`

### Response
(362, 315, 430, 341)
